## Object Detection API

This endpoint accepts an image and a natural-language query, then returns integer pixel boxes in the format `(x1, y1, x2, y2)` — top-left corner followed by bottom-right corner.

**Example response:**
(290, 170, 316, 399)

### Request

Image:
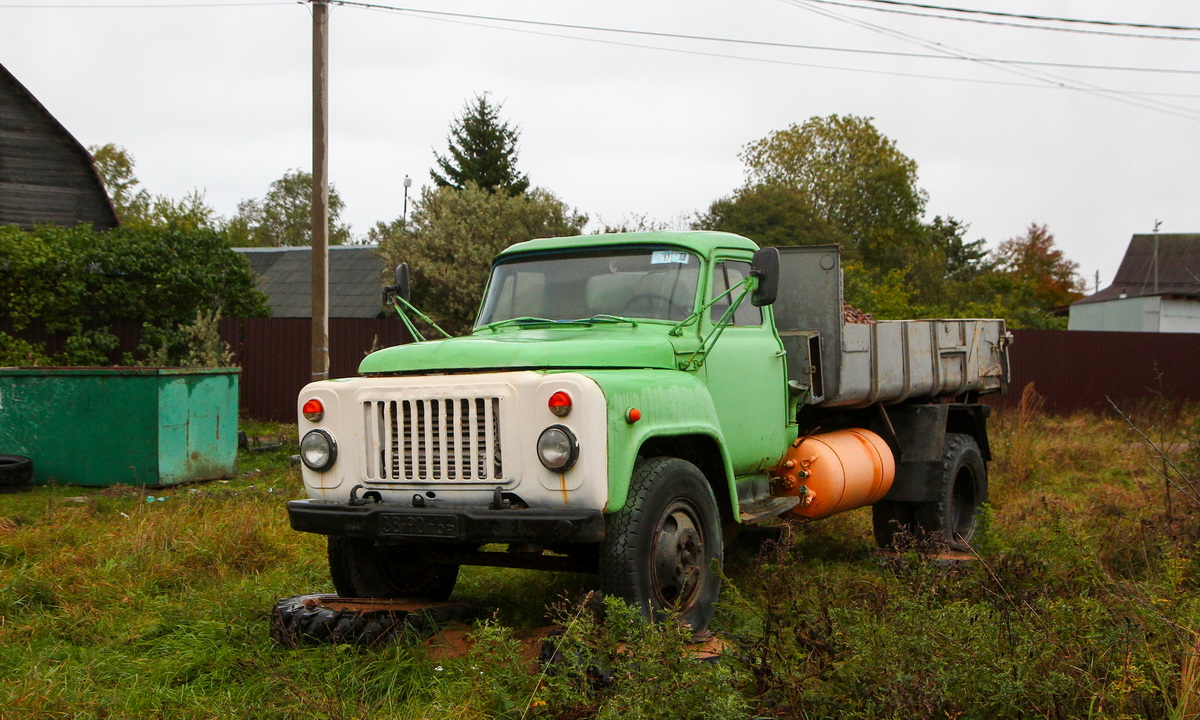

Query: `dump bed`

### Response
(772, 245, 1009, 408)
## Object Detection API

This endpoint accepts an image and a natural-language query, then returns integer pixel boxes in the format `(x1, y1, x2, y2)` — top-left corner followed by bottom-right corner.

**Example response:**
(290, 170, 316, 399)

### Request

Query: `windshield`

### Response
(475, 247, 701, 327)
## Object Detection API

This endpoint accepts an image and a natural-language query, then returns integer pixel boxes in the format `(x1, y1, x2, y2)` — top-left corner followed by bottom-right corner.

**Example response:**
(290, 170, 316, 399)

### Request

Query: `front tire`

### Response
(327, 536, 460, 601)
(599, 457, 723, 633)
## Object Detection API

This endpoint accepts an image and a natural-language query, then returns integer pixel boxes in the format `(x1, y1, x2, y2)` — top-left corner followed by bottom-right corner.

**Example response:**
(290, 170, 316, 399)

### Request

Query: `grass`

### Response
(1, 401, 1199, 719)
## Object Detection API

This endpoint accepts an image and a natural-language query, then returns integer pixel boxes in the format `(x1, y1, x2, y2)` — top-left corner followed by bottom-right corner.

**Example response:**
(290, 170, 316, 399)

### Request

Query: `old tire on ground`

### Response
(599, 457, 723, 633)
(327, 536, 460, 601)
(270, 593, 478, 647)
(0, 455, 32, 488)
(871, 500, 917, 550)
(916, 433, 988, 551)
(271, 593, 403, 646)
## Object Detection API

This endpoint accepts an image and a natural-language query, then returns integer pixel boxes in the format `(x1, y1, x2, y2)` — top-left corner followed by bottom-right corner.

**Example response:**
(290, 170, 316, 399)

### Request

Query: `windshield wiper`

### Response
(482, 314, 641, 332)
(482, 316, 596, 331)
(582, 314, 639, 326)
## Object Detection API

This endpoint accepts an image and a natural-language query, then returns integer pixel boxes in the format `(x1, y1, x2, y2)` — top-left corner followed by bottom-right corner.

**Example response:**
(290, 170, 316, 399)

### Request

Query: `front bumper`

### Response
(287, 499, 606, 544)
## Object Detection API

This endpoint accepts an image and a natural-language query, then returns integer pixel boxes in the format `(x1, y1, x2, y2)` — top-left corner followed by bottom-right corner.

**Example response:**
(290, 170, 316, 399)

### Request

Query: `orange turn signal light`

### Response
(548, 391, 572, 417)
(302, 398, 325, 422)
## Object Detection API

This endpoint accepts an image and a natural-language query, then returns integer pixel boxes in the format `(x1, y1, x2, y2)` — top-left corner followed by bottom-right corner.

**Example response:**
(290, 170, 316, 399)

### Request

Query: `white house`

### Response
(1069, 234, 1200, 334)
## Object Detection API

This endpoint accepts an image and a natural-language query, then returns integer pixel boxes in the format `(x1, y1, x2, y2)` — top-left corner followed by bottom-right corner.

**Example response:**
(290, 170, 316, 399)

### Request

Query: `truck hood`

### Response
(358, 327, 682, 374)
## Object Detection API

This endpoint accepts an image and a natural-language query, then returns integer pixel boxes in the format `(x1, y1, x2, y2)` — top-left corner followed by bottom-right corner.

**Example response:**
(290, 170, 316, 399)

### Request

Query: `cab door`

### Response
(701, 257, 791, 474)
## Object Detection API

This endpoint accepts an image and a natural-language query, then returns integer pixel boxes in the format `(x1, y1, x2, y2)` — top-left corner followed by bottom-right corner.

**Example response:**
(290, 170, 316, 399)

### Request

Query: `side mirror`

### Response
(393, 263, 411, 303)
(750, 247, 779, 307)
(383, 262, 412, 306)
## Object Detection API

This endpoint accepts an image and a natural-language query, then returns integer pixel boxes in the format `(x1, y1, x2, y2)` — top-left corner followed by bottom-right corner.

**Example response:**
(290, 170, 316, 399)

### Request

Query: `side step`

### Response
(738, 495, 800, 524)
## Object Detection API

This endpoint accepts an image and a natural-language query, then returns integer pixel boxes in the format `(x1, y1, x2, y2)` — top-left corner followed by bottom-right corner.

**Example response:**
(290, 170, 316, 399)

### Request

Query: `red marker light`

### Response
(548, 391, 572, 417)
(626, 408, 641, 424)
(302, 398, 325, 422)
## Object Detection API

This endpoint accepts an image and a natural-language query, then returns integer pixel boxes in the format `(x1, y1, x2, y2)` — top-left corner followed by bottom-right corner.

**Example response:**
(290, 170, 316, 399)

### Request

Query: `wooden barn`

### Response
(0, 62, 118, 230)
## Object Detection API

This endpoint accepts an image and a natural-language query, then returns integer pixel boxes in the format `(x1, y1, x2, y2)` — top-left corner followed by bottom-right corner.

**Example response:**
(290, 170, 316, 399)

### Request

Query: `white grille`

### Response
(362, 396, 502, 482)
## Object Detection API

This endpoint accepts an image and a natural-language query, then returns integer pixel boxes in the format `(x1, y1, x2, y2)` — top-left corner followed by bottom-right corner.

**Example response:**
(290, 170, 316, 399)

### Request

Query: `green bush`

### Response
(0, 223, 268, 365)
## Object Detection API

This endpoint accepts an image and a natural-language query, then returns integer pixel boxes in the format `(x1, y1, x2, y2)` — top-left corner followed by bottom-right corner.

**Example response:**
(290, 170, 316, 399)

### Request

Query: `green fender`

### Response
(580, 369, 736, 517)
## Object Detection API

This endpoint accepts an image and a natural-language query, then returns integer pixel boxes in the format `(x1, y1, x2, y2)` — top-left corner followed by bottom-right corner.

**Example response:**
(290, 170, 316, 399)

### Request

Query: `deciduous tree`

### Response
(90, 143, 218, 230)
(993, 223, 1086, 310)
(225, 169, 351, 247)
(739, 114, 927, 268)
(375, 184, 585, 334)
(693, 183, 846, 249)
(90, 143, 150, 222)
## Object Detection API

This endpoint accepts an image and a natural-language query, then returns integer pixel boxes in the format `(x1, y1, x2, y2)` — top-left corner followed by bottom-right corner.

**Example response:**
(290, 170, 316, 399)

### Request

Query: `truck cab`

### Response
(288, 231, 1008, 632)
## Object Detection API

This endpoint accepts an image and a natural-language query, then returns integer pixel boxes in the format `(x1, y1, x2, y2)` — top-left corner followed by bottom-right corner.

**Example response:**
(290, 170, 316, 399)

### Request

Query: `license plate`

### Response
(379, 513, 459, 539)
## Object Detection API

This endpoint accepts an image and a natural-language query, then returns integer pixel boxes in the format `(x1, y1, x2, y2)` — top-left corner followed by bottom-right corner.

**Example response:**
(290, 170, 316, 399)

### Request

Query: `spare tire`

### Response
(270, 594, 481, 647)
(0, 455, 32, 488)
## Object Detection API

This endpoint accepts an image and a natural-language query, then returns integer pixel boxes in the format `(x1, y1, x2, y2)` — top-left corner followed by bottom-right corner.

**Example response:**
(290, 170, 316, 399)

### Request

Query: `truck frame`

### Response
(287, 231, 1009, 631)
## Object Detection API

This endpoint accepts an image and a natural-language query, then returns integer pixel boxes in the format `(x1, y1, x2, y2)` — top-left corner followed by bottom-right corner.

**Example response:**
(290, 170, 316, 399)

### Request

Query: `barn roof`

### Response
(234, 245, 389, 319)
(0, 62, 119, 230)
(1075, 234, 1200, 305)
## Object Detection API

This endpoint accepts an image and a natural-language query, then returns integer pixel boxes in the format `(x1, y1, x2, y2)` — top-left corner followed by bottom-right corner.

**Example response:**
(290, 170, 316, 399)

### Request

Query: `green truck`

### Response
(287, 231, 1009, 631)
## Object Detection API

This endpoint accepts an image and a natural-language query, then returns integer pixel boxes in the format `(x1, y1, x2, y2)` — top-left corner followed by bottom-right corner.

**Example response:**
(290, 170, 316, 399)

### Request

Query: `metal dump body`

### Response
(772, 245, 1009, 408)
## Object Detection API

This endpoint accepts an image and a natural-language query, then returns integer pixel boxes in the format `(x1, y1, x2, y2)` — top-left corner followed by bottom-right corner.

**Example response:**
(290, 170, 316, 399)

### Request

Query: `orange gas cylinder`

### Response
(769, 428, 896, 521)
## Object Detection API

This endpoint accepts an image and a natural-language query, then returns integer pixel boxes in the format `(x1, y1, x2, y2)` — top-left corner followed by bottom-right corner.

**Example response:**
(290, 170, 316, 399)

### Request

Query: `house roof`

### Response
(0, 62, 119, 230)
(234, 245, 389, 318)
(1074, 234, 1200, 305)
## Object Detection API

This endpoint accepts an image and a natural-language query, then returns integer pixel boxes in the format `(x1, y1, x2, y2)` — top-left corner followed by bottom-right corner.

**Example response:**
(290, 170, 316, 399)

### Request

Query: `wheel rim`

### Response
(650, 499, 706, 609)
(950, 466, 977, 543)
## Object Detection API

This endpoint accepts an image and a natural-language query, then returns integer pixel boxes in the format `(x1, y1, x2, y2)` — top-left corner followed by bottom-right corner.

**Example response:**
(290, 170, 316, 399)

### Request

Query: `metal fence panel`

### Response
(221, 318, 409, 422)
(1005, 329, 1200, 412)
(5, 321, 1198, 419)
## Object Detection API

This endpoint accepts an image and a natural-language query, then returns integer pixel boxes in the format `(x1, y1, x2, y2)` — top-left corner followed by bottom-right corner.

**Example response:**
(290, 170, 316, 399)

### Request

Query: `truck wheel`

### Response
(599, 457, 723, 633)
(871, 500, 916, 549)
(327, 536, 459, 601)
(917, 433, 988, 552)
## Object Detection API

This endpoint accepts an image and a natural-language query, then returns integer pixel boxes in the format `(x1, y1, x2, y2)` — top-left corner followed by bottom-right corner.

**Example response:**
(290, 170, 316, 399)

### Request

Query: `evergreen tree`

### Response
(431, 94, 530, 195)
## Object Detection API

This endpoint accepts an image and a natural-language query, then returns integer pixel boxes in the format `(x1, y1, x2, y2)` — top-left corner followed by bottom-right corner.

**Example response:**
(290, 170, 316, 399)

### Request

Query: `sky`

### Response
(3, 0, 1199, 290)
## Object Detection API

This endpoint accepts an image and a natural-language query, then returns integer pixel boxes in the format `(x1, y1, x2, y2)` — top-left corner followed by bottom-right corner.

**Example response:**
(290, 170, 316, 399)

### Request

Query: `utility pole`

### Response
(311, 0, 330, 382)
(1152, 218, 1162, 295)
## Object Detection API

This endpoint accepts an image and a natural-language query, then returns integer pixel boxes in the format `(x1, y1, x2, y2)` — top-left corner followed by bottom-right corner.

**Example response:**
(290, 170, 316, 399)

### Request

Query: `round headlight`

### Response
(537, 425, 579, 471)
(300, 429, 337, 472)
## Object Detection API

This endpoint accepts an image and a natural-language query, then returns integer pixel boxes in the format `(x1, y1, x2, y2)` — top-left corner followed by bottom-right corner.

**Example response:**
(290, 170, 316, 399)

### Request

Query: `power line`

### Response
(781, 0, 1200, 122)
(343, 3, 1200, 103)
(825, 0, 1200, 32)
(331, 1, 1200, 76)
(9, 0, 1198, 106)
(0, 2, 284, 7)
(801, 0, 1200, 42)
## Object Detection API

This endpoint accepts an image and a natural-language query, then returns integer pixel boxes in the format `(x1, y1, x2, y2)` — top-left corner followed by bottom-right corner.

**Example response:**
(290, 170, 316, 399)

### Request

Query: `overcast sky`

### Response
(3, 0, 1198, 289)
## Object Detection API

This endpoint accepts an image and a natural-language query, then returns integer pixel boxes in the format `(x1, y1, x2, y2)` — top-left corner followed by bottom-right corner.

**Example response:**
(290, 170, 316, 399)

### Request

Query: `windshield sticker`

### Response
(651, 250, 689, 265)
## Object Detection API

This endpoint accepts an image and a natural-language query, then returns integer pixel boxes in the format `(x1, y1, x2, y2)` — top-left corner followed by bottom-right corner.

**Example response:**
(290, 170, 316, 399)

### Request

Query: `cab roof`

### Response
(496, 230, 760, 260)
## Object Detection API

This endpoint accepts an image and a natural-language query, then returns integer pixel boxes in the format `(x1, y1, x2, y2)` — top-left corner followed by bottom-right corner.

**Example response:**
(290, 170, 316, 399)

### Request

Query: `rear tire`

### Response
(916, 433, 987, 551)
(871, 500, 916, 549)
(327, 536, 459, 601)
(599, 457, 723, 633)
